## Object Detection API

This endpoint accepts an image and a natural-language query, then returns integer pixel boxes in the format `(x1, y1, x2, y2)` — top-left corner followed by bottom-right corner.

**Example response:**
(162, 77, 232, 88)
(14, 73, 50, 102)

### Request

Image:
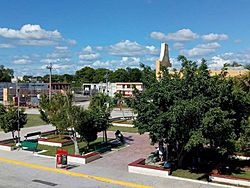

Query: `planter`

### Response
(67, 152, 101, 164)
(230, 152, 250, 160)
(0, 144, 15, 151)
(40, 130, 58, 138)
(0, 138, 17, 151)
(112, 122, 134, 127)
(209, 173, 250, 187)
(128, 158, 170, 178)
(38, 136, 77, 147)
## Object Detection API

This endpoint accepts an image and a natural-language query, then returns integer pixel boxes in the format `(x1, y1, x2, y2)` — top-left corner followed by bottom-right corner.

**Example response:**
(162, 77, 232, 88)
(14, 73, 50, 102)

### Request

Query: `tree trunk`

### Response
(177, 154, 185, 168)
(104, 129, 108, 143)
(12, 131, 16, 144)
(176, 146, 186, 168)
(121, 109, 125, 119)
(70, 135, 80, 155)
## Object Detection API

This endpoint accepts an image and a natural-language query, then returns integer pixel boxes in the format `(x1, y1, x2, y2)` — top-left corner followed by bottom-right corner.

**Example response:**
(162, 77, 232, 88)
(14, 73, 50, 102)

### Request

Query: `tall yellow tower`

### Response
(156, 43, 171, 79)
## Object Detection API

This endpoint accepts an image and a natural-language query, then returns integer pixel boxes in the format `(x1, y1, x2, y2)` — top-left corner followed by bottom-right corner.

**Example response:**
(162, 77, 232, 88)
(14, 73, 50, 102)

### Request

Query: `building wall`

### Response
(82, 82, 143, 97)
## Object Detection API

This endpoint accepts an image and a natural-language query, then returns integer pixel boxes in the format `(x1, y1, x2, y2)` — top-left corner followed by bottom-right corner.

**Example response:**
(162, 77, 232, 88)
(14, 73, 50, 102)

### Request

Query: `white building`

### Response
(82, 82, 143, 97)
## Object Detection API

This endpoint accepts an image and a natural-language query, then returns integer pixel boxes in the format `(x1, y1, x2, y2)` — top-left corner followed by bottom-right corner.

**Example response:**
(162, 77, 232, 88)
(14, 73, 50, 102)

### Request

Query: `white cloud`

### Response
(150, 32, 168, 41)
(0, 24, 61, 39)
(79, 45, 100, 61)
(173, 42, 184, 50)
(0, 43, 15, 48)
(41, 64, 70, 70)
(181, 42, 221, 57)
(209, 51, 250, 69)
(67, 39, 77, 45)
(55, 46, 68, 50)
(202, 33, 228, 41)
(150, 29, 199, 42)
(18, 39, 57, 46)
(109, 40, 158, 56)
(46, 46, 71, 59)
(13, 58, 31, 65)
(82, 45, 93, 52)
(79, 53, 100, 60)
(92, 60, 113, 67)
(121, 57, 141, 66)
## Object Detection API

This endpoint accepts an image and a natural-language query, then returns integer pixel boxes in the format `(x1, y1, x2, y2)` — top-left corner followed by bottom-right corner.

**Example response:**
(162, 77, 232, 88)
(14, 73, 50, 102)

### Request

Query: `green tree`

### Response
(126, 67, 142, 82)
(75, 67, 95, 83)
(89, 93, 112, 143)
(74, 108, 98, 148)
(131, 56, 250, 167)
(0, 104, 27, 142)
(0, 65, 14, 82)
(39, 93, 81, 155)
(109, 69, 128, 82)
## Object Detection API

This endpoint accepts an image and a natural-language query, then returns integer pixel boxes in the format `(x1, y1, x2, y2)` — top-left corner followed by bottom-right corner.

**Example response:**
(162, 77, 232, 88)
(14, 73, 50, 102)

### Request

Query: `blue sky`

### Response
(0, 0, 250, 76)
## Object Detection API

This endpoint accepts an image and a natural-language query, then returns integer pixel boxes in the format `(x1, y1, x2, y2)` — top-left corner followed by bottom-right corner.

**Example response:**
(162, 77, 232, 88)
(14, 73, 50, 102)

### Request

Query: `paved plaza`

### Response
(0, 124, 236, 188)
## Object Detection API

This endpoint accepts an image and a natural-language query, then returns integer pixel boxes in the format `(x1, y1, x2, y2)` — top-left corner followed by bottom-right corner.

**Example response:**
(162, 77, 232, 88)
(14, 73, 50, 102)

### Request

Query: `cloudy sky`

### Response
(0, 0, 250, 76)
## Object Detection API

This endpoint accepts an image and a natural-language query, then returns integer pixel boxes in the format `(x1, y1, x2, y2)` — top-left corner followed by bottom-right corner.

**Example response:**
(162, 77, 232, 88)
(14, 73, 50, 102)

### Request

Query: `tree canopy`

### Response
(0, 104, 27, 142)
(131, 55, 250, 167)
(0, 65, 14, 82)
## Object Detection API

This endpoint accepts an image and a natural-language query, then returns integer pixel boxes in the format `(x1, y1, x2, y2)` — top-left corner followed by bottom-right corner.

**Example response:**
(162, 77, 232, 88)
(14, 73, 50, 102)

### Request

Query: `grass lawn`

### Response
(171, 169, 208, 181)
(37, 137, 115, 156)
(112, 119, 134, 124)
(108, 126, 138, 133)
(25, 114, 47, 128)
(232, 170, 250, 179)
(0, 114, 47, 131)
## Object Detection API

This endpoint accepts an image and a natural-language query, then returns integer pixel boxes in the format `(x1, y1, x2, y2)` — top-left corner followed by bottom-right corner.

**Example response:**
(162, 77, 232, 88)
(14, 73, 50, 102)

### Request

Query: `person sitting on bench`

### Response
(115, 130, 124, 143)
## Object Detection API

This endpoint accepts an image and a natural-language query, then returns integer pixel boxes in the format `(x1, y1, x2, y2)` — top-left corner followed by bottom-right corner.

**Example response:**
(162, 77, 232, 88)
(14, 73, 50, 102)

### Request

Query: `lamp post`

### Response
(46, 62, 52, 100)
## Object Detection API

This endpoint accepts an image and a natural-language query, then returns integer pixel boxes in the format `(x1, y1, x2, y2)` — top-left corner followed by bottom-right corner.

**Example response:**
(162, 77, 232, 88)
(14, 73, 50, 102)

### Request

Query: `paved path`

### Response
(96, 131, 155, 171)
(0, 124, 54, 140)
(0, 125, 234, 188)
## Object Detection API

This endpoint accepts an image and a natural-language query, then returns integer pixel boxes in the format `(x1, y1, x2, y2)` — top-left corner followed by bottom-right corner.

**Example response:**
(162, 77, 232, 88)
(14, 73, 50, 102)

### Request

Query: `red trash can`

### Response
(56, 149, 68, 169)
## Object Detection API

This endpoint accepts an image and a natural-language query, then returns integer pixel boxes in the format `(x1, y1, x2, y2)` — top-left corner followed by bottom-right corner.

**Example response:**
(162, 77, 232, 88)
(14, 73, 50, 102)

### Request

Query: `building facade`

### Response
(82, 82, 143, 97)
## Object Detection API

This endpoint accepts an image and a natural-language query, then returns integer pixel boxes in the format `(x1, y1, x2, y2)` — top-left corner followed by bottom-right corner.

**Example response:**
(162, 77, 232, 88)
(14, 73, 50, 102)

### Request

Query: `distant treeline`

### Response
(21, 67, 147, 86)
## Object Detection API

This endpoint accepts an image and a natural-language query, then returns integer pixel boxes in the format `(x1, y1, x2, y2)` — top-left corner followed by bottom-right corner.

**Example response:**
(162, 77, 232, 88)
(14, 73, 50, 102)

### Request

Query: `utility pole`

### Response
(16, 77, 20, 145)
(46, 62, 52, 100)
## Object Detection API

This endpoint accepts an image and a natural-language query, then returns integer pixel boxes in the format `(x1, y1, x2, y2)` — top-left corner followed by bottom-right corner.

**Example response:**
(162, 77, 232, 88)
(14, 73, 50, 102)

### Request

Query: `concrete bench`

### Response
(24, 131, 41, 140)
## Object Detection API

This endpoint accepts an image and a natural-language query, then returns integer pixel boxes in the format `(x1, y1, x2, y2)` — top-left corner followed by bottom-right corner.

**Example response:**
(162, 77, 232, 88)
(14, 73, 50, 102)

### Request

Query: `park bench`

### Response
(21, 140, 38, 152)
(24, 131, 41, 140)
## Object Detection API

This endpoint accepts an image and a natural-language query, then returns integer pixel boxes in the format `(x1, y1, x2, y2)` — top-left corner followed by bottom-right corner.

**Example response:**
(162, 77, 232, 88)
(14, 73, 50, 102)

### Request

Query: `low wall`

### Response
(38, 140, 63, 147)
(112, 123, 134, 127)
(38, 136, 77, 147)
(0, 138, 17, 151)
(128, 158, 170, 178)
(0, 144, 14, 151)
(209, 174, 250, 187)
(67, 152, 101, 164)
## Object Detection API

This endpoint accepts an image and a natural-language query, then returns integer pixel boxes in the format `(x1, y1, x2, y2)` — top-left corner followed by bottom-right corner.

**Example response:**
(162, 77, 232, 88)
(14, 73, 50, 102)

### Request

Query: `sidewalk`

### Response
(0, 124, 54, 141)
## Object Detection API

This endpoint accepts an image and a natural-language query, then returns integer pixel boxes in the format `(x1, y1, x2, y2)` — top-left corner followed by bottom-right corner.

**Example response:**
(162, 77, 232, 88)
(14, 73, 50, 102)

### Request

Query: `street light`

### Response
(46, 62, 52, 100)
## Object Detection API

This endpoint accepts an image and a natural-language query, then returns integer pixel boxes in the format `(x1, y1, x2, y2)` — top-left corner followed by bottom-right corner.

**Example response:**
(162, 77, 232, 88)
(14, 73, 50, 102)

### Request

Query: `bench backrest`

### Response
(25, 131, 41, 138)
